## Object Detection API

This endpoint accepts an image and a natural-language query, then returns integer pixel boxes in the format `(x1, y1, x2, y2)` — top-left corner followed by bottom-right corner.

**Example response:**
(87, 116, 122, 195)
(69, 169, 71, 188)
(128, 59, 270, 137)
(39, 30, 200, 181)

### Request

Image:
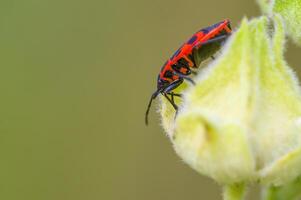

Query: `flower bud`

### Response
(160, 16, 301, 186)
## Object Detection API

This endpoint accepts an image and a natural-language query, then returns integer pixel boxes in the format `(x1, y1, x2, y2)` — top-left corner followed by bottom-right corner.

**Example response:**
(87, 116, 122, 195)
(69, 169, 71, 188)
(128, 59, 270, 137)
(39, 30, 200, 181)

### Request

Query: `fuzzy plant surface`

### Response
(257, 0, 301, 46)
(159, 12, 301, 200)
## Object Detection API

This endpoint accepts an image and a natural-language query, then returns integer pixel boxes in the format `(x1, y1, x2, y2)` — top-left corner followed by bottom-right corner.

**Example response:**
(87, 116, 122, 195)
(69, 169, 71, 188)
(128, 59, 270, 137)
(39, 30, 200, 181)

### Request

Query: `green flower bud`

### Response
(160, 16, 301, 187)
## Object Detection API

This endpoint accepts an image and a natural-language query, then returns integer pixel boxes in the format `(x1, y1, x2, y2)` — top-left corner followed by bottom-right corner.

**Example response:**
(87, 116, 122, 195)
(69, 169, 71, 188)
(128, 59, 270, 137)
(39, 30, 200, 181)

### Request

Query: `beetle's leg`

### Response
(161, 78, 184, 110)
(162, 79, 186, 119)
(172, 71, 195, 85)
(182, 55, 194, 67)
(172, 56, 196, 76)
(170, 61, 195, 85)
(179, 56, 195, 69)
(163, 79, 184, 94)
(161, 79, 184, 111)
(168, 92, 182, 102)
(163, 93, 178, 111)
(167, 92, 182, 98)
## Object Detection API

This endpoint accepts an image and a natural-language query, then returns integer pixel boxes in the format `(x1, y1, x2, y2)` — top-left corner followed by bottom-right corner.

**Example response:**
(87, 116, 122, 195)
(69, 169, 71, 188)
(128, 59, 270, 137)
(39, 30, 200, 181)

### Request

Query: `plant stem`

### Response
(223, 184, 246, 200)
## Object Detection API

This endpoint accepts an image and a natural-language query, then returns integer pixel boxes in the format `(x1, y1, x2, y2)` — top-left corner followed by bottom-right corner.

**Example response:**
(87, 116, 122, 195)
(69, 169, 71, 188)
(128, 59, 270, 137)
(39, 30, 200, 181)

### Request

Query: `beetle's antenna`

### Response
(145, 90, 160, 125)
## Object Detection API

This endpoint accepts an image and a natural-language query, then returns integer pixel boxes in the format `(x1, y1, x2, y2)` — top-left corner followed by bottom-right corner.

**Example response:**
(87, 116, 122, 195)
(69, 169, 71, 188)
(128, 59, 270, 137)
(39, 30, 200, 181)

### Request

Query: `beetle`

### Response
(145, 19, 232, 125)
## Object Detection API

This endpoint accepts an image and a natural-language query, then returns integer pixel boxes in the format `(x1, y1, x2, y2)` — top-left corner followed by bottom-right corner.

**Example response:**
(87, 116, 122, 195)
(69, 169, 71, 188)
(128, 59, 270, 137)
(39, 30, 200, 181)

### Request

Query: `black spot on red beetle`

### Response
(201, 21, 223, 34)
(187, 35, 197, 45)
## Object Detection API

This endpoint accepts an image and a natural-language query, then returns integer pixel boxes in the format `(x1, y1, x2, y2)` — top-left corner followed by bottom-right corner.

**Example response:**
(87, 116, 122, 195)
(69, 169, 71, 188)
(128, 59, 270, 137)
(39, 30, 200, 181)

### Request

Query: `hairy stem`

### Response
(223, 184, 246, 200)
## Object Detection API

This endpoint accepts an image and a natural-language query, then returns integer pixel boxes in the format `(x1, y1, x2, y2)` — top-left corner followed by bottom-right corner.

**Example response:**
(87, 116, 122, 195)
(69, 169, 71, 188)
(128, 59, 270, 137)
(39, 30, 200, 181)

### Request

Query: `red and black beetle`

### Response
(145, 20, 232, 125)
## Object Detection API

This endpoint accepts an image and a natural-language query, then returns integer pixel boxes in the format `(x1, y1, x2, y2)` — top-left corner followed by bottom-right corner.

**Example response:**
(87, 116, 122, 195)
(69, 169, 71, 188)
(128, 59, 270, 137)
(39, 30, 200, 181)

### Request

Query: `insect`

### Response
(145, 19, 232, 125)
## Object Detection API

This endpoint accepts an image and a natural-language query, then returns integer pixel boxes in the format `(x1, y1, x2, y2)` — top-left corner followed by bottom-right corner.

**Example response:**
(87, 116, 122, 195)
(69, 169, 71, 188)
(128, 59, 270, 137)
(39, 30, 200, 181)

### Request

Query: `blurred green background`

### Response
(0, 0, 299, 199)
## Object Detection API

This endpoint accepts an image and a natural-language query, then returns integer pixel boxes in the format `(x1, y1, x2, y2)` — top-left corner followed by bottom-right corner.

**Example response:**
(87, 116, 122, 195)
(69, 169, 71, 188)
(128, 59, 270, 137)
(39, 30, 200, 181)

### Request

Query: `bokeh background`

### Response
(0, 0, 300, 199)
